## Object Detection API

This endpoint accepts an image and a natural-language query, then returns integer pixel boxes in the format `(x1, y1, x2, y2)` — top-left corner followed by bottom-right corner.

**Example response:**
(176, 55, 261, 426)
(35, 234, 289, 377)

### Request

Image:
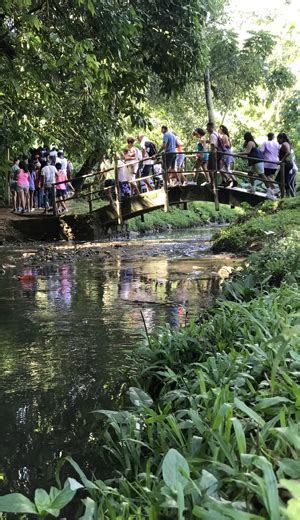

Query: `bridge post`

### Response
(279, 162, 285, 198)
(114, 156, 123, 225)
(212, 150, 219, 211)
(162, 152, 169, 213)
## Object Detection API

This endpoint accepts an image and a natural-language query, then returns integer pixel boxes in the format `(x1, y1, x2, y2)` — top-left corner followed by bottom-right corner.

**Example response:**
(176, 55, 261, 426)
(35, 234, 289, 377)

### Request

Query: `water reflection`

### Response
(0, 238, 236, 494)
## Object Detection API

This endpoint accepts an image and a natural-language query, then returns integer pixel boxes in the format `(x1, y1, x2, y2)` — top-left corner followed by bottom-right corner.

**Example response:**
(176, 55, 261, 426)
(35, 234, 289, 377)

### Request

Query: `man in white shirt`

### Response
(41, 161, 57, 213)
(56, 152, 68, 172)
(261, 132, 280, 196)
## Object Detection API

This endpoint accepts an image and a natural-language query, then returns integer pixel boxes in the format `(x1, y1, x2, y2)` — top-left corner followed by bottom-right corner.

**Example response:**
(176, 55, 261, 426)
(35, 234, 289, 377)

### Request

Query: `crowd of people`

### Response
(107, 122, 298, 201)
(10, 124, 298, 215)
(10, 147, 73, 213)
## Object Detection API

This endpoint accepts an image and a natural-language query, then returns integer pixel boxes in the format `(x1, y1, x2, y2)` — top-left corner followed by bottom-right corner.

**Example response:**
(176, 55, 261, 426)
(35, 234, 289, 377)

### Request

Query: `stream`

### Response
(0, 228, 238, 494)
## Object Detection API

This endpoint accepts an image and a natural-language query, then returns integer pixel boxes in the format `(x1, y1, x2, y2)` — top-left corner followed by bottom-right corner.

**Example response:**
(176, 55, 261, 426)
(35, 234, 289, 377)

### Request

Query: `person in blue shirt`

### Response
(158, 125, 177, 173)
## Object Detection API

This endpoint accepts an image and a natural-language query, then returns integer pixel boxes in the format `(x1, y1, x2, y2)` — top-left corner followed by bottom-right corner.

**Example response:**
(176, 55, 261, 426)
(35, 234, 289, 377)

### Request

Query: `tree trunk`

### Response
(73, 143, 107, 191)
(203, 68, 215, 124)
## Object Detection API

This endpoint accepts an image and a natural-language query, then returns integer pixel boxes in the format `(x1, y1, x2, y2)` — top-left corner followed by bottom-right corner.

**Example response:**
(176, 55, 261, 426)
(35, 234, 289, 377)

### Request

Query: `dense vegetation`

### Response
(1, 195, 299, 518)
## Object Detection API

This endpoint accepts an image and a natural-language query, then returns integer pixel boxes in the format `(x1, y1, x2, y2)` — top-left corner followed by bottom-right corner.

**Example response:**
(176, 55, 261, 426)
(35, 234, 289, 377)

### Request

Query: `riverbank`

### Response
(128, 201, 241, 233)
(0, 198, 299, 518)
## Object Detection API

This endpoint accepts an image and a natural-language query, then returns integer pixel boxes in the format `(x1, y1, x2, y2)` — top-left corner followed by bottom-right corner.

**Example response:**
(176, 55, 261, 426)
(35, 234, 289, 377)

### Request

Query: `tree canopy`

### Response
(0, 0, 297, 173)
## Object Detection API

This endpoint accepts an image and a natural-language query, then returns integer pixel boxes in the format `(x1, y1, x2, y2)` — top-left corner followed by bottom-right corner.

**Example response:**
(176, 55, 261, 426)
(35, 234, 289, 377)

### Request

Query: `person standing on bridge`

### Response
(240, 132, 265, 194)
(218, 125, 238, 187)
(123, 137, 140, 195)
(277, 133, 296, 197)
(157, 126, 177, 178)
(261, 132, 280, 198)
(138, 135, 155, 192)
(192, 128, 209, 185)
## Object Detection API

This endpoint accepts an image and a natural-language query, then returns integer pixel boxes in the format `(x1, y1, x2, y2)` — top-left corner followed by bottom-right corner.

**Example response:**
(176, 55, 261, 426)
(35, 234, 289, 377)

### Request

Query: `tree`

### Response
(0, 0, 213, 177)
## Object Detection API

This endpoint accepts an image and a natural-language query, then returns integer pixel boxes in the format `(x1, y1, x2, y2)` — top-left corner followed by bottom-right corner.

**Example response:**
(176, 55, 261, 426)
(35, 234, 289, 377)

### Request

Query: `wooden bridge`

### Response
(4, 149, 286, 241)
(92, 182, 267, 226)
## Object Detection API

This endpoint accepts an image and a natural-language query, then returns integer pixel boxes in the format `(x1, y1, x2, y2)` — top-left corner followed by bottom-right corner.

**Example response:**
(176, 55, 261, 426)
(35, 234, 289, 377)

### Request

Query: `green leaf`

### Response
(255, 397, 291, 410)
(0, 493, 37, 514)
(280, 480, 300, 501)
(283, 498, 300, 520)
(198, 470, 218, 497)
(193, 501, 264, 519)
(234, 398, 265, 427)
(128, 387, 153, 407)
(242, 455, 280, 520)
(162, 448, 190, 489)
(79, 497, 97, 519)
(279, 459, 300, 479)
(232, 418, 246, 456)
(87, 0, 95, 16)
(66, 457, 98, 490)
(35, 488, 50, 513)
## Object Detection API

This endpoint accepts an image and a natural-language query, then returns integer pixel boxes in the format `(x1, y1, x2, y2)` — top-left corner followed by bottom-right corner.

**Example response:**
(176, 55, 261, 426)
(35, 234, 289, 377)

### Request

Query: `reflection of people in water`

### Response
(19, 268, 37, 294)
(59, 265, 72, 306)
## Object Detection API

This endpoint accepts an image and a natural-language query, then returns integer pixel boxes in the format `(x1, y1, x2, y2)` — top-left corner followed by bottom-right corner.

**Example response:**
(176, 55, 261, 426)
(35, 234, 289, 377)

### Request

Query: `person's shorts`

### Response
(104, 179, 115, 188)
(10, 181, 17, 191)
(56, 189, 67, 198)
(142, 164, 153, 177)
(17, 185, 29, 193)
(176, 153, 185, 170)
(165, 153, 176, 170)
(251, 162, 264, 175)
(264, 168, 277, 177)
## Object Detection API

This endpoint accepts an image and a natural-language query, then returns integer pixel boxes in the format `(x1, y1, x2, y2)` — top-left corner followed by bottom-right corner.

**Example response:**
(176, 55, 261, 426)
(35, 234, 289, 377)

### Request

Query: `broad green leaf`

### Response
(279, 459, 300, 478)
(128, 387, 153, 407)
(234, 398, 265, 427)
(79, 497, 97, 519)
(35, 488, 50, 513)
(0, 493, 37, 514)
(198, 470, 218, 497)
(162, 448, 190, 489)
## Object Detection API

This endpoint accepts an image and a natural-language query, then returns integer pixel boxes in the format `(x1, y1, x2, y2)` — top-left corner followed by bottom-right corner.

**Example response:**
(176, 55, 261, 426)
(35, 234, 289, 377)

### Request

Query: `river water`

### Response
(0, 228, 237, 495)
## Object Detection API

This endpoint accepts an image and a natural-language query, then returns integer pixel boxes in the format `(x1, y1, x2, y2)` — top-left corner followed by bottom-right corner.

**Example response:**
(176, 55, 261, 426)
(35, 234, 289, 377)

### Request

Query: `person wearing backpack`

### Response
(206, 122, 231, 186)
(138, 135, 156, 191)
(240, 132, 269, 195)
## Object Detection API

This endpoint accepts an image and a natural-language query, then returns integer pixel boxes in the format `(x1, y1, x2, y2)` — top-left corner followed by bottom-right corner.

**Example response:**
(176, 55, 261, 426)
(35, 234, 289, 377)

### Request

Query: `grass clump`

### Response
(128, 201, 240, 233)
(213, 195, 300, 253)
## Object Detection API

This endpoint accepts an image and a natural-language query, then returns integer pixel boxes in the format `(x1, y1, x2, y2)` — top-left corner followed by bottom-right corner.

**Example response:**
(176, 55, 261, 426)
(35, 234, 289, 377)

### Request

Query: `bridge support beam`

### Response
(114, 156, 123, 225)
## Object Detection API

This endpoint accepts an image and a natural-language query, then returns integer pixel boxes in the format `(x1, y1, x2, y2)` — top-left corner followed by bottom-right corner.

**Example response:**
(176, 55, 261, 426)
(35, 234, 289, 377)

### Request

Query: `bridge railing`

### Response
(50, 149, 287, 219)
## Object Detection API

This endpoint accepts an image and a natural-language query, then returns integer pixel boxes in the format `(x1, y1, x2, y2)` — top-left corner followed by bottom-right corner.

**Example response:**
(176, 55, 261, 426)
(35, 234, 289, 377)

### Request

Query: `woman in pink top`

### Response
(16, 161, 30, 212)
(55, 162, 71, 213)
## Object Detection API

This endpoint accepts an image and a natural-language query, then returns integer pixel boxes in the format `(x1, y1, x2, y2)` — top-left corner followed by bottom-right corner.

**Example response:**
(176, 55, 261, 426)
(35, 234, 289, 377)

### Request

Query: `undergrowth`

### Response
(213, 196, 300, 253)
